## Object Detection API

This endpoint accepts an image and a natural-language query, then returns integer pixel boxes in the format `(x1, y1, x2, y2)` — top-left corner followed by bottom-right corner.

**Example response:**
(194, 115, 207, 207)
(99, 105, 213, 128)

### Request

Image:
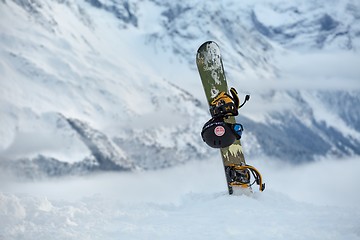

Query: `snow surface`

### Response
(1, 157, 360, 240)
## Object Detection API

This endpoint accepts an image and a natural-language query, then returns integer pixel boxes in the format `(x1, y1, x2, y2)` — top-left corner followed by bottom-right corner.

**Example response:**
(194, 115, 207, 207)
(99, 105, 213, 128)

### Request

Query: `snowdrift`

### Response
(1, 157, 360, 240)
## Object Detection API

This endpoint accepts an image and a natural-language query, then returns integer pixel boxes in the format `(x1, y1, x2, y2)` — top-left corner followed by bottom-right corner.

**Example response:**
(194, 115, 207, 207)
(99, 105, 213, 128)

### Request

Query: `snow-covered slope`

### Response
(1, 0, 360, 176)
(1, 157, 360, 239)
(0, 0, 210, 176)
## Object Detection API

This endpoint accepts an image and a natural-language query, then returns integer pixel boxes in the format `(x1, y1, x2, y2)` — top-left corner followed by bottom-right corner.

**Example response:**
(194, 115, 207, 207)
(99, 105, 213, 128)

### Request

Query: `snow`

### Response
(0, 0, 189, 161)
(253, 4, 296, 28)
(0, 110, 91, 163)
(1, 0, 360, 165)
(1, 0, 360, 237)
(276, 50, 360, 91)
(301, 91, 360, 140)
(1, 157, 360, 240)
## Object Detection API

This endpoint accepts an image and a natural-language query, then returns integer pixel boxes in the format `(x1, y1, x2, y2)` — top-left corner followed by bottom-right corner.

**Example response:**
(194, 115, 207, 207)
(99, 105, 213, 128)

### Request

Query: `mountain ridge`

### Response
(1, 0, 359, 177)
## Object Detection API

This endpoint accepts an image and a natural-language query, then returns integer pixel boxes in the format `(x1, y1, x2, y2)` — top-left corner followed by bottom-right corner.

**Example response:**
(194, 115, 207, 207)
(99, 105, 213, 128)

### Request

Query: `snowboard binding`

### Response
(226, 164, 265, 193)
(201, 87, 249, 148)
(210, 88, 239, 117)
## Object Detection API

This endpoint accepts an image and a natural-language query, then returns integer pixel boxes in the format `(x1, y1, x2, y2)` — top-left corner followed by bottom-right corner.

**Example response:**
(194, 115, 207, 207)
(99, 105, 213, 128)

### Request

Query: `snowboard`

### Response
(196, 41, 261, 195)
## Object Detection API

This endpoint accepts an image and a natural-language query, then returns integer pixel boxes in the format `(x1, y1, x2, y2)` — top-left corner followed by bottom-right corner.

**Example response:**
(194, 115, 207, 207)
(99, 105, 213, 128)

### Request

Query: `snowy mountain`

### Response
(1, 0, 360, 177)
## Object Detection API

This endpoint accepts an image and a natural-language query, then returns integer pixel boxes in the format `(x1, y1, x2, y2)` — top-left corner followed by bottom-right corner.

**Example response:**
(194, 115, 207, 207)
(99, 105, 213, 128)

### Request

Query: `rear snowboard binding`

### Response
(226, 164, 265, 194)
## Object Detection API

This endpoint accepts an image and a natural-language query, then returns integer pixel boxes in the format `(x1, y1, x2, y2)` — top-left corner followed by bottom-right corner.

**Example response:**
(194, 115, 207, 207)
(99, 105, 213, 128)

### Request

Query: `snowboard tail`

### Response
(196, 41, 264, 194)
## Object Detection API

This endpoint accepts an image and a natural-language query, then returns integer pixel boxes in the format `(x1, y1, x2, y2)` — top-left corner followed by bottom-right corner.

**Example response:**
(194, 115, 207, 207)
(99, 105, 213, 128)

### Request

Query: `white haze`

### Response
(276, 50, 360, 90)
(1, 156, 360, 239)
(2, 156, 360, 207)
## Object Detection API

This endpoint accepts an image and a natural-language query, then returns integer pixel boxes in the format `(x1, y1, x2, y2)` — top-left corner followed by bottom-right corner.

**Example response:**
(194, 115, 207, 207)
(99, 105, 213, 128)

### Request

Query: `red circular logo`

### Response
(214, 126, 225, 137)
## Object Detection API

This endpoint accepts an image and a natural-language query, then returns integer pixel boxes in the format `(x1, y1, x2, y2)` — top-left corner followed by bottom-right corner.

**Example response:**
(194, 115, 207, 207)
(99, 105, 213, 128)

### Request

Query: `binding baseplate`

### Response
(226, 164, 265, 192)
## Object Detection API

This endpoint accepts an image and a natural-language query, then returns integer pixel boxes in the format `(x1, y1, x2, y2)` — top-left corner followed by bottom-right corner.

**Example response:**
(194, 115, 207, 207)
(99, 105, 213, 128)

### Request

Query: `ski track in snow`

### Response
(1, 157, 360, 240)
